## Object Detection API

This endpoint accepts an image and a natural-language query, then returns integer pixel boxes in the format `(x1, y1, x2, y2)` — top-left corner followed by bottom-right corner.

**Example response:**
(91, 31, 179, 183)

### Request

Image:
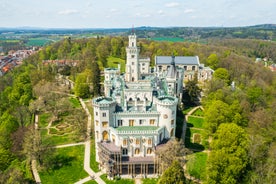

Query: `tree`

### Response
(206, 53, 219, 70)
(158, 160, 186, 184)
(213, 68, 230, 85)
(91, 62, 101, 96)
(206, 123, 248, 184)
(204, 100, 231, 134)
(155, 139, 191, 172)
(184, 73, 201, 105)
(74, 72, 90, 98)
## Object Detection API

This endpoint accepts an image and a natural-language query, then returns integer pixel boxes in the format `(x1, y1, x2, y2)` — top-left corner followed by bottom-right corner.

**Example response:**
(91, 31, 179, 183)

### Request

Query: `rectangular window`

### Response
(148, 138, 152, 145)
(150, 119, 155, 125)
(129, 120, 134, 126)
(95, 120, 99, 126)
(171, 119, 174, 125)
(118, 120, 123, 126)
(102, 112, 106, 117)
(102, 121, 108, 127)
(95, 112, 98, 116)
(139, 120, 143, 125)
(136, 139, 140, 145)
(132, 55, 135, 58)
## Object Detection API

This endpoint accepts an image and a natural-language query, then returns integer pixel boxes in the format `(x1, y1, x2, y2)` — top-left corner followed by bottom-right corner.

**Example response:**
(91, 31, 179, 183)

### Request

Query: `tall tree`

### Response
(206, 123, 248, 184)
(158, 160, 186, 184)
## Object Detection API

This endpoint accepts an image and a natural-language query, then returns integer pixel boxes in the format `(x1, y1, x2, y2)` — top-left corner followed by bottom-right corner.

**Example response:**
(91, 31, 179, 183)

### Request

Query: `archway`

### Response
(102, 131, 109, 141)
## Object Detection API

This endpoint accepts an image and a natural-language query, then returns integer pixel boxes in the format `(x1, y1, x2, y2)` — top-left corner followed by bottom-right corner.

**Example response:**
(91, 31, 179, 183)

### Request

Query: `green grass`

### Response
(151, 37, 184, 42)
(100, 174, 134, 184)
(39, 113, 51, 128)
(187, 116, 204, 128)
(69, 97, 81, 108)
(186, 152, 207, 180)
(25, 38, 52, 46)
(107, 56, 126, 73)
(84, 180, 98, 184)
(185, 128, 205, 151)
(191, 108, 204, 117)
(40, 145, 88, 183)
(90, 141, 100, 172)
(183, 107, 195, 115)
(142, 178, 159, 184)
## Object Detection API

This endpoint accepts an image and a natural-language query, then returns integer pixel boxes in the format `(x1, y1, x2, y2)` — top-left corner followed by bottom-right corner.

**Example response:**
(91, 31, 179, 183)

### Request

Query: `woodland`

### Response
(0, 31, 275, 183)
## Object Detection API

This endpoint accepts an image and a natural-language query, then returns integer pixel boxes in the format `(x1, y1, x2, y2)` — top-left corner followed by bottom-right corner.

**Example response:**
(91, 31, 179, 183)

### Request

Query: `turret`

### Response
(125, 34, 140, 82)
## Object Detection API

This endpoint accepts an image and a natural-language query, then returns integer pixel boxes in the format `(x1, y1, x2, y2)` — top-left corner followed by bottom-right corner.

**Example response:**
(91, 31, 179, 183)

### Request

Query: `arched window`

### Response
(96, 131, 99, 139)
(136, 139, 140, 145)
(170, 128, 174, 137)
(112, 134, 115, 143)
(123, 139, 127, 146)
(147, 148, 152, 154)
(148, 138, 152, 145)
(135, 148, 140, 155)
(129, 98, 133, 101)
(102, 131, 109, 141)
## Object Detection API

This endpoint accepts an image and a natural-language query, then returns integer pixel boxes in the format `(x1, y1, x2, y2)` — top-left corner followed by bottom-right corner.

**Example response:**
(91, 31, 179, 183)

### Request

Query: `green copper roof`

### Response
(116, 126, 159, 132)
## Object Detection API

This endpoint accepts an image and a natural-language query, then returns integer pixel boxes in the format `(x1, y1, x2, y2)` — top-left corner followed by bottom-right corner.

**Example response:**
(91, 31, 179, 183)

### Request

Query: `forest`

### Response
(0, 31, 275, 183)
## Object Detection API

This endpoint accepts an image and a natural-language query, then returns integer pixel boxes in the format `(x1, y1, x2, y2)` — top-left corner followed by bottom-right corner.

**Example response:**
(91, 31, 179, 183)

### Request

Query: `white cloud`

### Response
(158, 10, 164, 15)
(135, 12, 151, 18)
(184, 9, 195, 14)
(110, 8, 118, 13)
(58, 9, 79, 15)
(165, 2, 180, 8)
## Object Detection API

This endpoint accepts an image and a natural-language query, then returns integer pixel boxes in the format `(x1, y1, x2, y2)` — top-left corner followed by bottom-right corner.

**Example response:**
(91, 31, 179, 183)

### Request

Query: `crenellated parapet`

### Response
(92, 96, 116, 107)
(155, 95, 178, 106)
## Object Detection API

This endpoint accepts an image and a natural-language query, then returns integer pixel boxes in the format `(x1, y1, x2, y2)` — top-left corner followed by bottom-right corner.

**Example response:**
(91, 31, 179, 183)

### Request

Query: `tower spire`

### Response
(132, 25, 134, 34)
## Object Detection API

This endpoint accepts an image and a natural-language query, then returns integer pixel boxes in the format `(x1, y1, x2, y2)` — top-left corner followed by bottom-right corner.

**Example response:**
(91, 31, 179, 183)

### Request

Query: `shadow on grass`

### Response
(185, 128, 205, 151)
(50, 154, 75, 170)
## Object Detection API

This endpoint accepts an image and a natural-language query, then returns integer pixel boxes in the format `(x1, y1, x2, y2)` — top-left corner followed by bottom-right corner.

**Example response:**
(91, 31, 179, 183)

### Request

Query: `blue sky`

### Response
(1, 0, 275, 28)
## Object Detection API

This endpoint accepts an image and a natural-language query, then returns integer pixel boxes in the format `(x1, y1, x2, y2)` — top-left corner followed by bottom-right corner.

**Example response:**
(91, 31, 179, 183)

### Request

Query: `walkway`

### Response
(31, 114, 41, 184)
(76, 98, 106, 184)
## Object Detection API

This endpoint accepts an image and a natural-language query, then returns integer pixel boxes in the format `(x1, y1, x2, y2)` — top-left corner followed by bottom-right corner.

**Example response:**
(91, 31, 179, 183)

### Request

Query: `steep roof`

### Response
(155, 56, 199, 65)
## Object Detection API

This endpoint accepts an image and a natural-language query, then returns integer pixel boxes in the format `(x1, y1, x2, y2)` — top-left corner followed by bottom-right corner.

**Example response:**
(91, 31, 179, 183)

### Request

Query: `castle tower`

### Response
(125, 34, 140, 82)
(156, 96, 178, 140)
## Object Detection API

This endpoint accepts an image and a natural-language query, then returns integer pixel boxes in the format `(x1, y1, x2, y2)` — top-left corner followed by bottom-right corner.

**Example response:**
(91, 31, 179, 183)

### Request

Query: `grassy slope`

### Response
(39, 145, 88, 183)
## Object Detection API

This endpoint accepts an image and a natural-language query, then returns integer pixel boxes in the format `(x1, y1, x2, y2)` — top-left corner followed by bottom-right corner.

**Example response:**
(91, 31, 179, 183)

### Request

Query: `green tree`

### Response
(158, 160, 186, 184)
(74, 73, 90, 98)
(206, 123, 248, 184)
(206, 53, 219, 70)
(204, 100, 231, 133)
(184, 73, 201, 105)
(213, 68, 230, 84)
(91, 62, 101, 96)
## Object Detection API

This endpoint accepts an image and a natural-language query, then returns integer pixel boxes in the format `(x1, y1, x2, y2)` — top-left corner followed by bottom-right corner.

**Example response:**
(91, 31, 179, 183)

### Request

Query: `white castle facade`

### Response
(92, 34, 212, 177)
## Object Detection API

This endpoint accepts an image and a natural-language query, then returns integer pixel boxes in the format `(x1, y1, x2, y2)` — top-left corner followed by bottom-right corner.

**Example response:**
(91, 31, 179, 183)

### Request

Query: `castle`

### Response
(92, 34, 212, 178)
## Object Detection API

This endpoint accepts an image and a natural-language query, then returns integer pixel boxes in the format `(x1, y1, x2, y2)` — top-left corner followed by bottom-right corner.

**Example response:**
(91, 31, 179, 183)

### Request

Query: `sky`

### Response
(1, 0, 275, 28)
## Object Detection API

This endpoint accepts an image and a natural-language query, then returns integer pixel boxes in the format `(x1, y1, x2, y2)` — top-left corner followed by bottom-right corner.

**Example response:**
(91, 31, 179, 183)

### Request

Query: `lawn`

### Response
(187, 116, 204, 128)
(39, 113, 51, 128)
(107, 57, 126, 73)
(90, 141, 99, 172)
(69, 97, 81, 108)
(185, 128, 205, 151)
(25, 38, 52, 46)
(39, 145, 88, 183)
(191, 108, 204, 117)
(142, 178, 159, 184)
(186, 152, 207, 180)
(100, 174, 134, 184)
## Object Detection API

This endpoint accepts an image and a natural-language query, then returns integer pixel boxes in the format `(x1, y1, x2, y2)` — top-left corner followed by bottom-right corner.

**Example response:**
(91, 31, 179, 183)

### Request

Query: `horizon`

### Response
(1, 0, 276, 29)
(1, 23, 276, 30)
